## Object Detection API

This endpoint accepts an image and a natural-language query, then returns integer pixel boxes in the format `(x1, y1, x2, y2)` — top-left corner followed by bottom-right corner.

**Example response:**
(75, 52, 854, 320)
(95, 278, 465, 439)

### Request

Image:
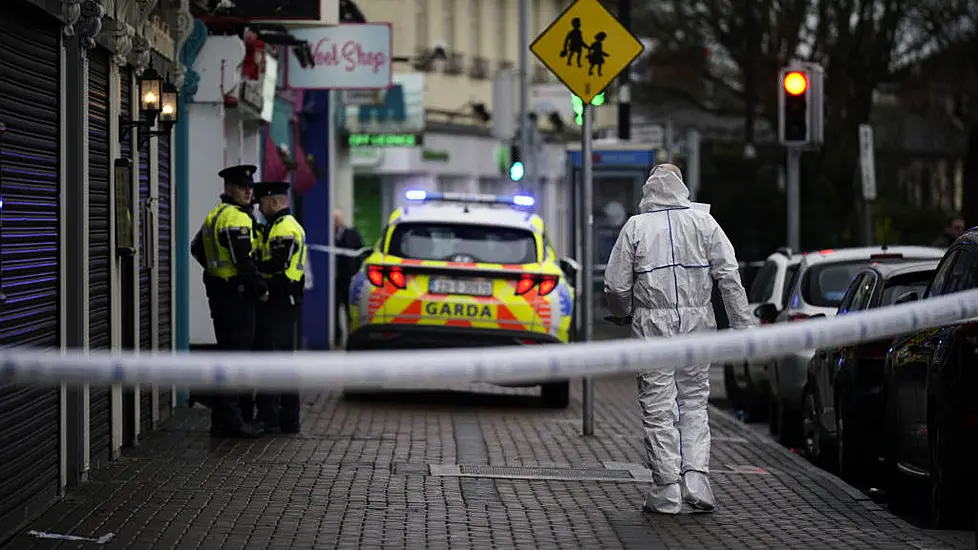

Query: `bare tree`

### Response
(633, 0, 941, 245)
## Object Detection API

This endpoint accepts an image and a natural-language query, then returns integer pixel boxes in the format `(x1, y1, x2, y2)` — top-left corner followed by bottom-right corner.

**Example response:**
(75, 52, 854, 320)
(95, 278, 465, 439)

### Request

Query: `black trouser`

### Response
(195, 285, 256, 431)
(335, 281, 351, 348)
(254, 299, 301, 432)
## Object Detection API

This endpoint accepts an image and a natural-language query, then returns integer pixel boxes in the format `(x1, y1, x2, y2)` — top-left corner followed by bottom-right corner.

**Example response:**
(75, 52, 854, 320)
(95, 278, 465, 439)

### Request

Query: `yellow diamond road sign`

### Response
(530, 0, 644, 104)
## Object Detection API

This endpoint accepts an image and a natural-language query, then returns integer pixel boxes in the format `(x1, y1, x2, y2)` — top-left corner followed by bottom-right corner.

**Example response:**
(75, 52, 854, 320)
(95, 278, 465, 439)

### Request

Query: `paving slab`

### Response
(0, 375, 972, 550)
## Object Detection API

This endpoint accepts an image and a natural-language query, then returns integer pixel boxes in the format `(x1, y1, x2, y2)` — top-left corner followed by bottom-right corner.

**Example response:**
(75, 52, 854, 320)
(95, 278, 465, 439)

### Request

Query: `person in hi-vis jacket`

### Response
(603, 164, 754, 514)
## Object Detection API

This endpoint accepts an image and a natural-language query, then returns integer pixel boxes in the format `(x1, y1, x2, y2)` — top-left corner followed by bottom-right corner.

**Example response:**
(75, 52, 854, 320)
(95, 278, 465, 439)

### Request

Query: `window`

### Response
(415, 0, 427, 51)
(802, 260, 873, 308)
(944, 247, 978, 294)
(470, 1, 481, 57)
(880, 271, 935, 306)
(498, 0, 507, 63)
(925, 250, 959, 298)
(847, 273, 877, 313)
(747, 261, 778, 304)
(780, 264, 800, 307)
(387, 222, 539, 264)
(836, 274, 865, 315)
(444, 0, 455, 50)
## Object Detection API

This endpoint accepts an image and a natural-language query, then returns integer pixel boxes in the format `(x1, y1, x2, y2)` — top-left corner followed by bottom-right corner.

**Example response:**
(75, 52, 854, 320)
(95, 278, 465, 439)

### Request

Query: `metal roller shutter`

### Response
(87, 47, 112, 469)
(157, 135, 171, 418)
(0, 2, 62, 533)
(138, 129, 152, 433)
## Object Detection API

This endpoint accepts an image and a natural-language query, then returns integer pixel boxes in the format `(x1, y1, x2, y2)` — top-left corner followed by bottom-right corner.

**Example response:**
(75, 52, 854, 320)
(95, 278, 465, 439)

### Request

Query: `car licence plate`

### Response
(429, 278, 493, 296)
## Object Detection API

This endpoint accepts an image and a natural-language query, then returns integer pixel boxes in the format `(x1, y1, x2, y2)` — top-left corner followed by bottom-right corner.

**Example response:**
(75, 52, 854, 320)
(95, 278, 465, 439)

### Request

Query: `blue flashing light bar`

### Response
(403, 190, 535, 208)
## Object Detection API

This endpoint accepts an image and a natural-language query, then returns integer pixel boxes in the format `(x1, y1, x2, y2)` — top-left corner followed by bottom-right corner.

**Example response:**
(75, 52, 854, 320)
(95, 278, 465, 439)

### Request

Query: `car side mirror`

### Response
(894, 291, 919, 305)
(753, 303, 778, 324)
(559, 257, 581, 284)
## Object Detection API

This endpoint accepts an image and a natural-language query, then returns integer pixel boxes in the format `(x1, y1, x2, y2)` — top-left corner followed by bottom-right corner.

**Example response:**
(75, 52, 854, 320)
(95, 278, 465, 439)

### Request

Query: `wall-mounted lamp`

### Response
(119, 62, 181, 151)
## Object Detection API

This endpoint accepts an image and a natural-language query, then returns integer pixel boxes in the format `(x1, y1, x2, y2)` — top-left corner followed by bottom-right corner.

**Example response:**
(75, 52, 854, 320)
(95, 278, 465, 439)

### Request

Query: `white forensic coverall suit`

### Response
(603, 165, 753, 514)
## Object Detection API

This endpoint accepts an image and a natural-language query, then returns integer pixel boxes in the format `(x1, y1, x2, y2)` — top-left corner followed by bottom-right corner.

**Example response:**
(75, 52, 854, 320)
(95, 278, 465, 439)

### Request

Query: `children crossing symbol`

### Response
(531, 0, 644, 103)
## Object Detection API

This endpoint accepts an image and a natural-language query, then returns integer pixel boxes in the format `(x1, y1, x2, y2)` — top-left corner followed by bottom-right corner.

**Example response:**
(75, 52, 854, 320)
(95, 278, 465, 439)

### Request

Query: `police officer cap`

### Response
(254, 181, 291, 199)
(218, 164, 257, 187)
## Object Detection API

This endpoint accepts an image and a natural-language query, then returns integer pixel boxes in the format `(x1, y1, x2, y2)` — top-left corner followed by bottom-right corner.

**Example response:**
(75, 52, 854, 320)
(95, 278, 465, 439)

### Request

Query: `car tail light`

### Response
(819, 249, 834, 254)
(515, 274, 559, 296)
(367, 265, 384, 286)
(366, 265, 407, 289)
(537, 276, 558, 296)
(515, 276, 536, 295)
(387, 267, 406, 289)
(788, 313, 810, 322)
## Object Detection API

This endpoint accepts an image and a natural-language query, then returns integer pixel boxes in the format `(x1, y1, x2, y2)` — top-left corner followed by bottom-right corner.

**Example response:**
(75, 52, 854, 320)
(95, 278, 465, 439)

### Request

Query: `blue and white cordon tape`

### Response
(2, 288, 978, 390)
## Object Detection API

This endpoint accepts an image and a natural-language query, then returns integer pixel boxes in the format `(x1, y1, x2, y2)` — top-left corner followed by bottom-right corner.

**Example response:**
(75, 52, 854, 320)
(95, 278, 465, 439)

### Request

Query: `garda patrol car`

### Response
(346, 190, 578, 408)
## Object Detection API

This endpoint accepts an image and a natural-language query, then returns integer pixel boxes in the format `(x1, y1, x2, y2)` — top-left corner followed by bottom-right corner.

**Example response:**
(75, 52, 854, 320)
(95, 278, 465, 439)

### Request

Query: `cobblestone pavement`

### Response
(2, 374, 973, 549)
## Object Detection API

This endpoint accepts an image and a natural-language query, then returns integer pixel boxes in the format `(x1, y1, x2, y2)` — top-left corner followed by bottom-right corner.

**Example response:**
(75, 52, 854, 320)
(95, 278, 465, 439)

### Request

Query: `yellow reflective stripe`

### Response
(203, 204, 233, 270)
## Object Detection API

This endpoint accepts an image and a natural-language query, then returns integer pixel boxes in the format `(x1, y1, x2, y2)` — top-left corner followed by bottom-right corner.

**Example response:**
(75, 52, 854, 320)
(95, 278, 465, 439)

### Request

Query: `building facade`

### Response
(339, 0, 582, 258)
(0, 0, 189, 537)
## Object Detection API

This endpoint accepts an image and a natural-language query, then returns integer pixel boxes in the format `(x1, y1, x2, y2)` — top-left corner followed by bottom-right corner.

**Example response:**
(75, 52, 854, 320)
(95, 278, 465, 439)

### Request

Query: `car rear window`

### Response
(781, 264, 800, 306)
(881, 271, 935, 306)
(802, 260, 871, 307)
(747, 261, 778, 303)
(387, 222, 538, 264)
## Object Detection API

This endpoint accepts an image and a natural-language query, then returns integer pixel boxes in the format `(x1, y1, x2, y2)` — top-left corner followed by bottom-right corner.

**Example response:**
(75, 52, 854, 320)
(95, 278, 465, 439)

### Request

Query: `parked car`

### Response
(802, 259, 939, 482)
(755, 246, 946, 447)
(883, 231, 978, 528)
(724, 248, 802, 419)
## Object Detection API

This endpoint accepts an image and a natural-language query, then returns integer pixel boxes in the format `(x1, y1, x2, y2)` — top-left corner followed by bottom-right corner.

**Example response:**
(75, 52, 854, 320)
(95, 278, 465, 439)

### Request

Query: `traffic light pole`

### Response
(617, 0, 631, 140)
(787, 147, 801, 251)
(581, 104, 595, 437)
(518, 0, 532, 196)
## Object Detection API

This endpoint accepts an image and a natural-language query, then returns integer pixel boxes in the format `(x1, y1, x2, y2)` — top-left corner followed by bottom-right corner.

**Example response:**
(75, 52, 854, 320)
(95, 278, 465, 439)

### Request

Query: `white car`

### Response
(756, 245, 946, 447)
(724, 248, 802, 419)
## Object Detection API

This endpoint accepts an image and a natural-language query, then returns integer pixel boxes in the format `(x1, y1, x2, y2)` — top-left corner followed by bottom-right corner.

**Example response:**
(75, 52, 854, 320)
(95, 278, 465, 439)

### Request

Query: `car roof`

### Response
(865, 259, 940, 278)
(393, 202, 544, 233)
(798, 246, 945, 267)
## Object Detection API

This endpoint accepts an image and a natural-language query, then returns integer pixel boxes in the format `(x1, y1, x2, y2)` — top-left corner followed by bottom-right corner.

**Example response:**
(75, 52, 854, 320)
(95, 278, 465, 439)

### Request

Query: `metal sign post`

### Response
(581, 104, 595, 436)
(858, 124, 876, 246)
(786, 148, 801, 252)
(530, 0, 645, 438)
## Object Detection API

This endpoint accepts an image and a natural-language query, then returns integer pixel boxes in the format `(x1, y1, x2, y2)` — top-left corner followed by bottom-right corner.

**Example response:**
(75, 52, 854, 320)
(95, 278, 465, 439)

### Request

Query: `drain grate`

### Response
(429, 463, 644, 483)
(460, 465, 634, 480)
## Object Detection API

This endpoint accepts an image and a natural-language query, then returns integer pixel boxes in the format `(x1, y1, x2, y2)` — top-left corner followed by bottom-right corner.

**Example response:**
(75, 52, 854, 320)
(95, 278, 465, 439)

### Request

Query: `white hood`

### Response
(639, 168, 692, 212)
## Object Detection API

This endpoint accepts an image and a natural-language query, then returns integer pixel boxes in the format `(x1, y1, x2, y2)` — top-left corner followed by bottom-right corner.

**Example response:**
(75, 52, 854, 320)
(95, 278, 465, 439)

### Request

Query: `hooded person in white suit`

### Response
(603, 164, 754, 514)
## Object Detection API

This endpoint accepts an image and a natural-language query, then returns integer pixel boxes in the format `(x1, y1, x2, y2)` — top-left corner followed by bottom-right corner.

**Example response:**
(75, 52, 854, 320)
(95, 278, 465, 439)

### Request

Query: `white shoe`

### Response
(642, 482, 682, 515)
(681, 471, 716, 512)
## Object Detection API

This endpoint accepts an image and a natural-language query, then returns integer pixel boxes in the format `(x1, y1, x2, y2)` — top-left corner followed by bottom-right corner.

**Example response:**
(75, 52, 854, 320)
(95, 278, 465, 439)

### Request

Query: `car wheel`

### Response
(928, 404, 971, 529)
(836, 394, 867, 484)
(802, 385, 836, 470)
(723, 364, 746, 410)
(540, 382, 570, 409)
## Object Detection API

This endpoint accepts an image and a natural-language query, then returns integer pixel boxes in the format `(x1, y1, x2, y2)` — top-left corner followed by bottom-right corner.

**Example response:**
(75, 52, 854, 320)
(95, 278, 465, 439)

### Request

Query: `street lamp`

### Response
(119, 63, 180, 151)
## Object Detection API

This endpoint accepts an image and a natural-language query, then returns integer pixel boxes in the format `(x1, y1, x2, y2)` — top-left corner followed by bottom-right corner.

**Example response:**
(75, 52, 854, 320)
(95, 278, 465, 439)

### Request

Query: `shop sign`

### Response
(261, 56, 278, 122)
(240, 79, 264, 117)
(348, 133, 424, 147)
(287, 24, 393, 90)
(421, 150, 449, 162)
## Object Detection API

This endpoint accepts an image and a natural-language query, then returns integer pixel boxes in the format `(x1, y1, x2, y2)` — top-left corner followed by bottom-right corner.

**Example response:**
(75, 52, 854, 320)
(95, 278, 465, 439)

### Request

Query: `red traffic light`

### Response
(783, 71, 808, 96)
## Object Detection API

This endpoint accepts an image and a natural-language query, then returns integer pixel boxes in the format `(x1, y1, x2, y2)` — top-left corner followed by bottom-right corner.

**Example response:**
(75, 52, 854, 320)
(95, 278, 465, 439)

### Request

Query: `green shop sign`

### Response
(348, 133, 424, 147)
